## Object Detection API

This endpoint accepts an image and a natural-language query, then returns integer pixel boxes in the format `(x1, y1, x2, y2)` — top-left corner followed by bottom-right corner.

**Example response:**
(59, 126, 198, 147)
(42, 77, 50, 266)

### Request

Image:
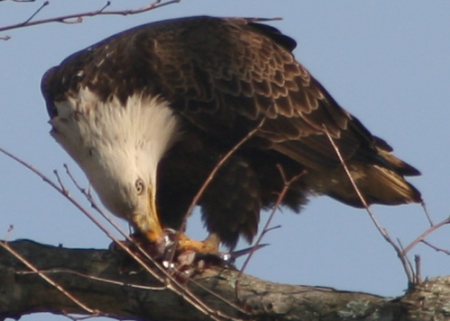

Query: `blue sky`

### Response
(1, 1, 449, 320)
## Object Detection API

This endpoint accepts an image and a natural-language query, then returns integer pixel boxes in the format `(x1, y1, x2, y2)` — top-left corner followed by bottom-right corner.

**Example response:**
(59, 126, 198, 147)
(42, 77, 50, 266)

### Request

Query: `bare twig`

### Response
(54, 169, 68, 195)
(322, 126, 415, 284)
(184, 118, 266, 221)
(5, 225, 14, 241)
(17, 268, 167, 291)
(98, 1, 111, 13)
(397, 238, 415, 281)
(402, 216, 450, 255)
(0, 240, 98, 315)
(420, 239, 450, 255)
(63, 164, 171, 277)
(0, 146, 242, 321)
(421, 202, 434, 227)
(22, 0, 48, 25)
(61, 167, 241, 321)
(63, 164, 165, 273)
(0, 148, 165, 284)
(0, 0, 182, 33)
(262, 224, 281, 234)
(170, 118, 267, 262)
(0, 0, 36, 2)
(0, 146, 67, 190)
(63, 164, 248, 320)
(238, 166, 305, 278)
(414, 255, 422, 284)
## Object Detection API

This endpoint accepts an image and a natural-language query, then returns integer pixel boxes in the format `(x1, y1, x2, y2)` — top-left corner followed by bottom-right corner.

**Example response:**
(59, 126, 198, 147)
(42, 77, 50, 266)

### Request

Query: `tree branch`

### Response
(1, 240, 450, 321)
(0, 0, 182, 34)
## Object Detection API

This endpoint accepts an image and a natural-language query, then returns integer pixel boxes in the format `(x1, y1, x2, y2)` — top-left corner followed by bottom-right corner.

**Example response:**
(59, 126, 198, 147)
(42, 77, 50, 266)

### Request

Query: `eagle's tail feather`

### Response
(307, 162, 422, 208)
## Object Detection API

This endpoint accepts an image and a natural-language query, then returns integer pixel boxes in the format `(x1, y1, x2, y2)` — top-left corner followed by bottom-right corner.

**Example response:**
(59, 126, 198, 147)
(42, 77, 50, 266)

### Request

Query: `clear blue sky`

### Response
(1, 1, 449, 320)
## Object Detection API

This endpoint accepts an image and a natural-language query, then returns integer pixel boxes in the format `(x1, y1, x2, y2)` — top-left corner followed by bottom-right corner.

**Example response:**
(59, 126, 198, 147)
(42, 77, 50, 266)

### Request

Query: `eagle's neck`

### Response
(50, 89, 180, 213)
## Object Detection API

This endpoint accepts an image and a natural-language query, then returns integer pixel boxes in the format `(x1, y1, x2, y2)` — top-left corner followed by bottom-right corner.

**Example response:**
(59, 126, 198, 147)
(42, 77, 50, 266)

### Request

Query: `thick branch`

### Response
(1, 240, 450, 321)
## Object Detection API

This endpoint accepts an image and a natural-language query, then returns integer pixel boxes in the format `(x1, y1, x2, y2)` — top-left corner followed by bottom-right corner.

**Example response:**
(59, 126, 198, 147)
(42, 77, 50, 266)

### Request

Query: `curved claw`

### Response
(158, 228, 178, 259)
(158, 229, 269, 268)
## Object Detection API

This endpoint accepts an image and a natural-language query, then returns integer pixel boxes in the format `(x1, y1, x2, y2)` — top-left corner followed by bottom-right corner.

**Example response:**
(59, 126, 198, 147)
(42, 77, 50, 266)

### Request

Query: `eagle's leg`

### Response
(128, 214, 220, 258)
(176, 232, 220, 254)
(161, 229, 220, 255)
(129, 209, 221, 257)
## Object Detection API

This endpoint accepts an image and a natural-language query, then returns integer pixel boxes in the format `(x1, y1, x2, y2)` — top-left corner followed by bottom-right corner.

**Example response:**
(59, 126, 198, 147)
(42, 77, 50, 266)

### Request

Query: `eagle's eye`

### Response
(135, 178, 145, 195)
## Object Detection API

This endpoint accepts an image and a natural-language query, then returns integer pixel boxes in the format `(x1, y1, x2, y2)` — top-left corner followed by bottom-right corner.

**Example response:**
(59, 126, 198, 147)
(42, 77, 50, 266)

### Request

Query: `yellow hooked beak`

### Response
(131, 185, 164, 243)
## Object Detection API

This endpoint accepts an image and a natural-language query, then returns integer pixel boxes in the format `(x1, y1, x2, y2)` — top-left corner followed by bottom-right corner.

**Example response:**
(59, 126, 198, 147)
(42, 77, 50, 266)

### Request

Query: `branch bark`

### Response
(1, 240, 449, 321)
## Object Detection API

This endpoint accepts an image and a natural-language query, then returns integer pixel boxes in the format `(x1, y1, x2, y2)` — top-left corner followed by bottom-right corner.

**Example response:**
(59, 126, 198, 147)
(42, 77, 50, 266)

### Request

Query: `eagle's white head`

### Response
(50, 88, 180, 241)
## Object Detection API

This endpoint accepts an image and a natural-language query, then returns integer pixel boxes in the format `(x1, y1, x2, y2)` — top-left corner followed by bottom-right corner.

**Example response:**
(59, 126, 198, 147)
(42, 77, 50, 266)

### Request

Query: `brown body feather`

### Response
(42, 16, 421, 248)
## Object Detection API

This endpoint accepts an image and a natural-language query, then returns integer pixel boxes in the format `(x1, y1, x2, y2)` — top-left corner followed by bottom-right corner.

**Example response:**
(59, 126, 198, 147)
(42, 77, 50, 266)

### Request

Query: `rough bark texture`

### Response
(1, 240, 449, 321)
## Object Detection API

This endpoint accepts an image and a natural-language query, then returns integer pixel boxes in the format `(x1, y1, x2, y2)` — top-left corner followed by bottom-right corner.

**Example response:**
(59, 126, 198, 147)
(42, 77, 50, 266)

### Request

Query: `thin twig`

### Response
(262, 224, 281, 234)
(5, 225, 14, 241)
(322, 126, 415, 284)
(16, 268, 167, 291)
(402, 216, 450, 255)
(171, 118, 266, 262)
(421, 239, 450, 255)
(54, 169, 68, 195)
(63, 164, 86, 192)
(65, 161, 249, 317)
(0, 146, 60, 188)
(98, 1, 111, 13)
(238, 166, 305, 278)
(63, 164, 164, 272)
(397, 238, 415, 282)
(61, 156, 251, 315)
(421, 202, 434, 227)
(0, 147, 238, 321)
(21, 0, 48, 25)
(61, 168, 236, 321)
(414, 255, 422, 284)
(323, 128, 385, 233)
(63, 164, 247, 320)
(185, 118, 266, 221)
(0, 240, 98, 314)
(63, 163, 171, 274)
(0, 0, 182, 33)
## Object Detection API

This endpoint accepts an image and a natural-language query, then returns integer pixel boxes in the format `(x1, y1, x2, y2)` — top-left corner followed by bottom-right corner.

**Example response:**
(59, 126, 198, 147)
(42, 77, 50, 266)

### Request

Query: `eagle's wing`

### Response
(140, 17, 419, 174)
(42, 16, 421, 208)
(149, 17, 367, 171)
(142, 16, 422, 206)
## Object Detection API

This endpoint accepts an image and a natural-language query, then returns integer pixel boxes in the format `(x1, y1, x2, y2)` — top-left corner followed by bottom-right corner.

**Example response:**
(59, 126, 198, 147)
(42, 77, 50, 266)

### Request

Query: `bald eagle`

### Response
(41, 16, 421, 252)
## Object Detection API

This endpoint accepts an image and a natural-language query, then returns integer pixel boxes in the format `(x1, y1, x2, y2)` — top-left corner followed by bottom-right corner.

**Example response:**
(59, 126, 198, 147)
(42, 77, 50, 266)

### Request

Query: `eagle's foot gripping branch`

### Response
(168, 230, 220, 254)
(111, 230, 226, 273)
(112, 229, 267, 278)
(160, 229, 222, 266)
(159, 230, 269, 273)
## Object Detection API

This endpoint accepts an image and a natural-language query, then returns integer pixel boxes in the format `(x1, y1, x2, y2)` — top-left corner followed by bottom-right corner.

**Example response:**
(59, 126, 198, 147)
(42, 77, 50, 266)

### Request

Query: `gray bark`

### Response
(1, 240, 449, 321)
